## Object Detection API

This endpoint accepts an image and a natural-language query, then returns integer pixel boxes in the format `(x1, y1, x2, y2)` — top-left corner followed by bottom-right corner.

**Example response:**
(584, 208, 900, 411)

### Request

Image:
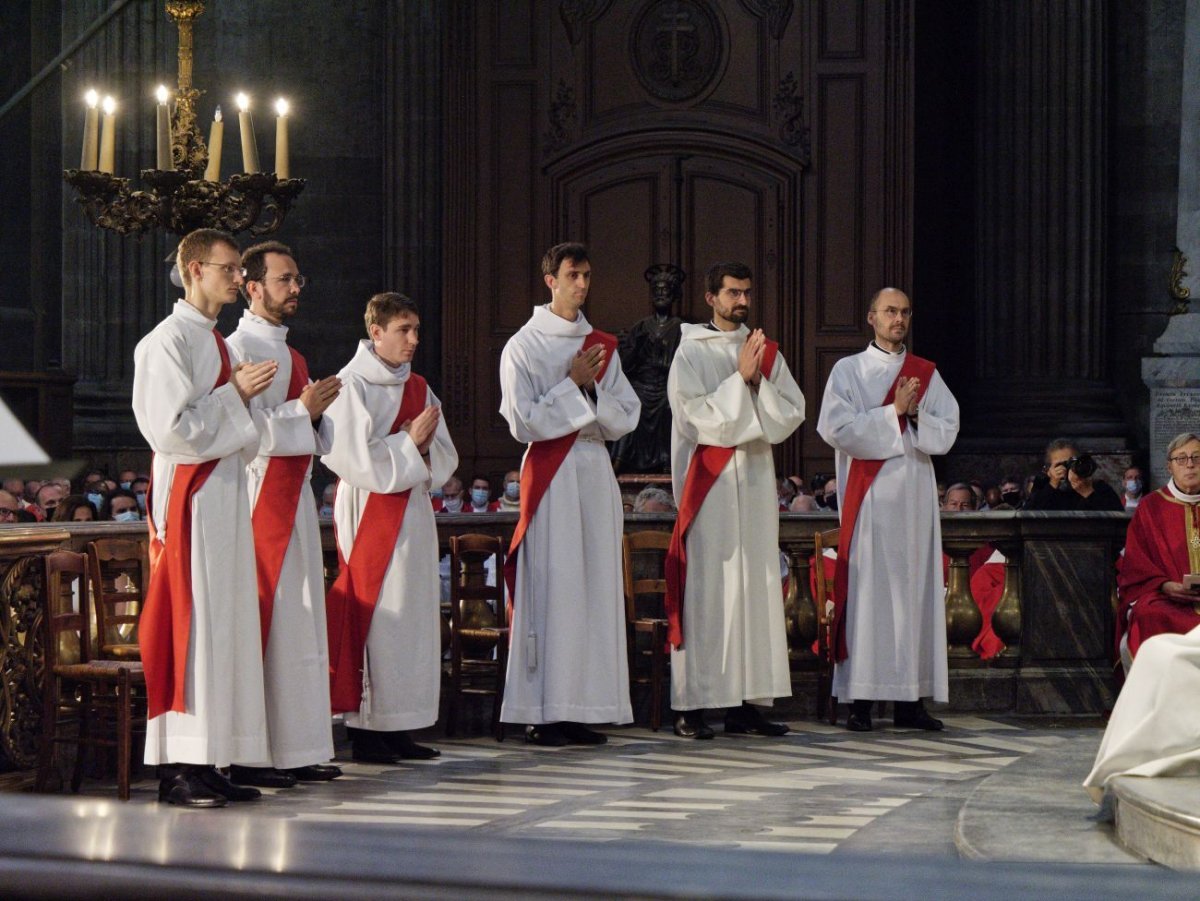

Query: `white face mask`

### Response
(113, 510, 140, 523)
(442, 496, 463, 513)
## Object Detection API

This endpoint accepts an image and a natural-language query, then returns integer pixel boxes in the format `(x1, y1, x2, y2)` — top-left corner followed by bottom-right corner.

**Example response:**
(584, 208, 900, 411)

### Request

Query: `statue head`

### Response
(644, 263, 685, 316)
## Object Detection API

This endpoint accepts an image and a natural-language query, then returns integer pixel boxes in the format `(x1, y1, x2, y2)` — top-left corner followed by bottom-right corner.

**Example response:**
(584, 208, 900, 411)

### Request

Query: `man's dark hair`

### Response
(100, 488, 137, 521)
(364, 292, 419, 334)
(241, 240, 296, 287)
(471, 474, 492, 489)
(1044, 437, 1078, 464)
(705, 261, 753, 295)
(541, 242, 589, 277)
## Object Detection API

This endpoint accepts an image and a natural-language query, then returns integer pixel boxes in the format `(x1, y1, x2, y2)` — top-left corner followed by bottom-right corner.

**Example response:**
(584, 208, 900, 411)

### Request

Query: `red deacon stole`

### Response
(663, 338, 779, 649)
(830, 352, 937, 662)
(502, 330, 618, 604)
(249, 347, 312, 655)
(325, 372, 429, 714)
(141, 329, 233, 719)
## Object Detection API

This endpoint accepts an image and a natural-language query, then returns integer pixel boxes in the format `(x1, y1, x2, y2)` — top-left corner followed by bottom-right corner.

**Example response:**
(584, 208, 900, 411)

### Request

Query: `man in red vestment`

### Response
(1118, 432, 1200, 663)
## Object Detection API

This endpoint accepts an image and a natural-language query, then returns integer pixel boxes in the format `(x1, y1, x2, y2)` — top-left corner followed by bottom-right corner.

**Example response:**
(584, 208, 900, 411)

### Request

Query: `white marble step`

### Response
(1112, 775, 1200, 869)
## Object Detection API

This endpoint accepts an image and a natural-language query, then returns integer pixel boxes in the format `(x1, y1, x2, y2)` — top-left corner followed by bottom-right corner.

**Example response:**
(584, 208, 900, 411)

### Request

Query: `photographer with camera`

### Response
(1024, 437, 1124, 512)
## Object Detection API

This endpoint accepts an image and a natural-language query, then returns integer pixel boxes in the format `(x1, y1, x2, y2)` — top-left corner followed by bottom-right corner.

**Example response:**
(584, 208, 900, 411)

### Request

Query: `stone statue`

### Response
(610, 263, 685, 473)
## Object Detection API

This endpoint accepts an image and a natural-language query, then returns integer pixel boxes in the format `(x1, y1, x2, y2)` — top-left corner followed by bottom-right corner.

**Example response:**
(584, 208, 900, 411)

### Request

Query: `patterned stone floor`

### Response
(95, 714, 1128, 863)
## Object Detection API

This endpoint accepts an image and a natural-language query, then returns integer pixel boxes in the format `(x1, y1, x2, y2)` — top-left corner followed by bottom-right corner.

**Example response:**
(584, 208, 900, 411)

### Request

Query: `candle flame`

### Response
(85, 89, 99, 108)
(156, 84, 169, 104)
(102, 96, 116, 115)
(214, 105, 223, 123)
(274, 98, 289, 117)
(236, 92, 250, 112)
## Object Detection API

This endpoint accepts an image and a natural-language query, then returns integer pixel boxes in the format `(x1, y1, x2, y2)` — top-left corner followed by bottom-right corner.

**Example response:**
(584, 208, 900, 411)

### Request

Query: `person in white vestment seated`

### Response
(665, 261, 806, 739)
(499, 242, 641, 746)
(817, 288, 960, 732)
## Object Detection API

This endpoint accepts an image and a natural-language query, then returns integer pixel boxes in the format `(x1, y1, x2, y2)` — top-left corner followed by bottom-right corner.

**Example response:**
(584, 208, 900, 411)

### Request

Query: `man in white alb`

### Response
(499, 242, 641, 746)
(225, 241, 342, 787)
(816, 288, 960, 732)
(665, 261, 806, 739)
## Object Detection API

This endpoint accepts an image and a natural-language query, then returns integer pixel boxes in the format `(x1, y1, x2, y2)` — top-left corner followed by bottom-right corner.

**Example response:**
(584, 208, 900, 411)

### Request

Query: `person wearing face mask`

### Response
(317, 483, 336, 519)
(226, 240, 344, 789)
(499, 469, 521, 512)
(130, 476, 150, 514)
(118, 469, 137, 491)
(321, 292, 458, 764)
(465, 475, 501, 512)
(822, 478, 838, 513)
(998, 475, 1024, 510)
(432, 476, 464, 513)
(103, 491, 141, 522)
(817, 287, 960, 733)
(1122, 465, 1145, 511)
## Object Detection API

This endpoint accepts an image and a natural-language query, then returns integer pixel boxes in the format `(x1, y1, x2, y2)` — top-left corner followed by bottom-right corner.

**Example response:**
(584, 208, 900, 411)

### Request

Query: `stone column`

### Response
(961, 1, 1128, 457)
(1143, 0, 1200, 487)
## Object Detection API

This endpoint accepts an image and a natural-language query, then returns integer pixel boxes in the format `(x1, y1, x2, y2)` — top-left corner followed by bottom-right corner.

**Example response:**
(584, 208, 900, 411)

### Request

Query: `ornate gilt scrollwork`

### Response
(1169, 247, 1191, 315)
(0, 556, 46, 770)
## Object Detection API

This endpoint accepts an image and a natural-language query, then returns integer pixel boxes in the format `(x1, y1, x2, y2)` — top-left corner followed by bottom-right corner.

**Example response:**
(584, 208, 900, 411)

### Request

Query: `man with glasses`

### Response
(225, 241, 343, 788)
(133, 227, 278, 809)
(1116, 431, 1200, 666)
(817, 288, 960, 732)
(0, 489, 19, 523)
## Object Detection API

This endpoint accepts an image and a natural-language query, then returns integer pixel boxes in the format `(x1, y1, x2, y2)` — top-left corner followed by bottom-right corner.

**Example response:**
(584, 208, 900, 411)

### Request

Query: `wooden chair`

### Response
(622, 530, 672, 731)
(812, 527, 840, 725)
(36, 550, 146, 801)
(446, 534, 508, 741)
(86, 538, 149, 661)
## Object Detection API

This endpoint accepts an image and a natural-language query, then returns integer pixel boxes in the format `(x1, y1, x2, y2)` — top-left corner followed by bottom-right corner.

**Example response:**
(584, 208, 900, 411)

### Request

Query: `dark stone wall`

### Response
(1108, 0, 1185, 462)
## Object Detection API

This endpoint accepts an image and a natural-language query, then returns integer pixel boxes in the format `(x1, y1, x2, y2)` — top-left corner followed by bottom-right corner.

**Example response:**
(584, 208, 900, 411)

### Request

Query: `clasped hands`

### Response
(401, 404, 440, 456)
(569, 344, 606, 391)
(738, 329, 766, 387)
(894, 376, 920, 418)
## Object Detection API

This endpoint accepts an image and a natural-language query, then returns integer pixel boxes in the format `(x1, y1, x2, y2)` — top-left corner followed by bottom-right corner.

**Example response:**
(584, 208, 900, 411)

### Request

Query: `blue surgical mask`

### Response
(319, 505, 334, 518)
(430, 486, 444, 499)
(471, 488, 490, 508)
(504, 481, 519, 501)
(119, 481, 132, 491)
(1125, 479, 1142, 495)
(135, 491, 147, 510)
(113, 510, 140, 523)
(86, 492, 104, 511)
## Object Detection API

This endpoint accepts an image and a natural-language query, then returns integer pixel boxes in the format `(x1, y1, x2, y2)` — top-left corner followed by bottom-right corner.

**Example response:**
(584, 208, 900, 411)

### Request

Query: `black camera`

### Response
(1067, 454, 1097, 479)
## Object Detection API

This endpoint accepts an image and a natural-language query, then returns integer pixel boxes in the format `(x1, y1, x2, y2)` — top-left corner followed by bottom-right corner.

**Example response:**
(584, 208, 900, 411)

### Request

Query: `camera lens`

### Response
(1069, 454, 1097, 478)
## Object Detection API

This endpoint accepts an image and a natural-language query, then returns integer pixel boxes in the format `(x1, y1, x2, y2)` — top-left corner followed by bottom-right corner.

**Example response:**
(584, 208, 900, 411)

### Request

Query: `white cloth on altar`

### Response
(1084, 625, 1200, 802)
(667, 324, 806, 710)
(133, 300, 267, 766)
(320, 340, 458, 731)
(499, 304, 640, 724)
(816, 343, 959, 703)
(227, 311, 335, 768)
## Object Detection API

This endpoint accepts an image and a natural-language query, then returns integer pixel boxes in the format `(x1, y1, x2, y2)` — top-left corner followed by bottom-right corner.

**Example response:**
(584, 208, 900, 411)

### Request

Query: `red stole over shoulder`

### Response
(325, 372, 428, 714)
(663, 338, 779, 649)
(141, 330, 232, 719)
(250, 347, 311, 655)
(502, 330, 618, 604)
(831, 351, 937, 662)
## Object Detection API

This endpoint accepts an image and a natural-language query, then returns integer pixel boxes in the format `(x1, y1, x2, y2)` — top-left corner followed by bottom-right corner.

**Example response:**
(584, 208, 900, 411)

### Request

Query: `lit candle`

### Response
(204, 106, 224, 182)
(98, 96, 117, 174)
(81, 89, 100, 170)
(155, 84, 174, 170)
(274, 97, 289, 179)
(236, 92, 260, 174)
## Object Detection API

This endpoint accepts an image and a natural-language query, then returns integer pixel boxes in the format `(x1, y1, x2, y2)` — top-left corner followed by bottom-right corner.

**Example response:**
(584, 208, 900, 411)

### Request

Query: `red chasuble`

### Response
(325, 373, 429, 714)
(663, 339, 779, 649)
(141, 330, 232, 719)
(831, 353, 937, 663)
(502, 330, 617, 604)
(249, 348, 312, 654)
(1117, 488, 1200, 659)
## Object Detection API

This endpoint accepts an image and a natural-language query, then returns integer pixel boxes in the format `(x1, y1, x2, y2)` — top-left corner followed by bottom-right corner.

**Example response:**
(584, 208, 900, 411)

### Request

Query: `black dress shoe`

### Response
(845, 712, 873, 732)
(525, 723, 569, 746)
(351, 730, 402, 764)
(191, 766, 261, 802)
(724, 703, 789, 736)
(559, 722, 608, 745)
(284, 764, 343, 782)
(384, 731, 440, 760)
(893, 702, 944, 731)
(673, 710, 714, 740)
(157, 773, 227, 808)
(229, 765, 298, 789)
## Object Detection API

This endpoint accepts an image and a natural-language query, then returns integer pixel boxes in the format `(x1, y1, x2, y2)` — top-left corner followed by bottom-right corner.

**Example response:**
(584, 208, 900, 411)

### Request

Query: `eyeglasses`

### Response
(1169, 453, 1200, 466)
(263, 274, 307, 288)
(200, 261, 247, 279)
(0, 508, 17, 519)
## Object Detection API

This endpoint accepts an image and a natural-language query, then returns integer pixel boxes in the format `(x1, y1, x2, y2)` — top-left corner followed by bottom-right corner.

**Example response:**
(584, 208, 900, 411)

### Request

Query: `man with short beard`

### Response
(225, 241, 343, 788)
